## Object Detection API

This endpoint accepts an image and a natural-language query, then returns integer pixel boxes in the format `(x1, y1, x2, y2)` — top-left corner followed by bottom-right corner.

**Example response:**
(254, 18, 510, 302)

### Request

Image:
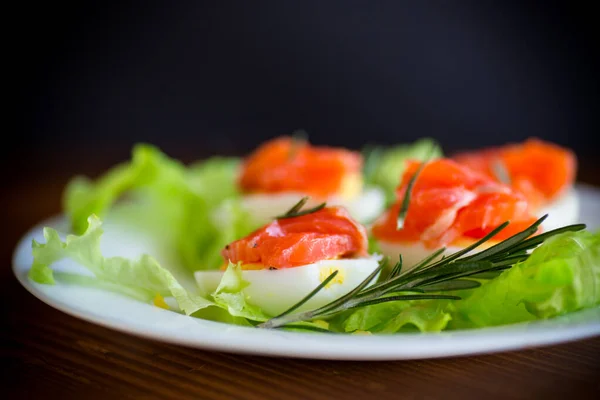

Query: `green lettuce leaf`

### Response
(187, 157, 241, 204)
(210, 262, 270, 322)
(207, 263, 337, 331)
(342, 297, 452, 333)
(362, 138, 443, 204)
(178, 196, 258, 271)
(28, 215, 213, 315)
(63, 143, 259, 271)
(65, 143, 188, 235)
(450, 230, 600, 329)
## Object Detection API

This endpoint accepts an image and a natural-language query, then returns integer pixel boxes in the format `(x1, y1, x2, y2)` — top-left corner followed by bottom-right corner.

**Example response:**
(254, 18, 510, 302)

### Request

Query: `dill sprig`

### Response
(257, 216, 586, 330)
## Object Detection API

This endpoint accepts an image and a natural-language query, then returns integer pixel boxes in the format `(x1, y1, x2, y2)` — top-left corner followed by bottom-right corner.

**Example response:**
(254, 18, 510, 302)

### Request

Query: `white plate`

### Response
(12, 184, 600, 360)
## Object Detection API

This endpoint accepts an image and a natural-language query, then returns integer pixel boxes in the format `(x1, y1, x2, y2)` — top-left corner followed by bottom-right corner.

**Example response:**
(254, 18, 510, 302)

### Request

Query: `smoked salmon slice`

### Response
(238, 136, 363, 198)
(222, 206, 369, 269)
(371, 159, 538, 249)
(452, 138, 576, 208)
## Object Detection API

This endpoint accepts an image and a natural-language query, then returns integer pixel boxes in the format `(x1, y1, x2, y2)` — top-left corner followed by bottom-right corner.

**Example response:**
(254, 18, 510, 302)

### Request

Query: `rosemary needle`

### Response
(257, 215, 586, 330)
(396, 143, 440, 229)
(275, 196, 327, 219)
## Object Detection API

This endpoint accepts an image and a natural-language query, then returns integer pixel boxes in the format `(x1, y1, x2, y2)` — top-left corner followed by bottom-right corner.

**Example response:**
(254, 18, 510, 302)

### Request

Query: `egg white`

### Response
(374, 188, 580, 272)
(194, 255, 382, 316)
(375, 237, 506, 273)
(376, 240, 462, 271)
(240, 187, 386, 224)
(537, 187, 580, 231)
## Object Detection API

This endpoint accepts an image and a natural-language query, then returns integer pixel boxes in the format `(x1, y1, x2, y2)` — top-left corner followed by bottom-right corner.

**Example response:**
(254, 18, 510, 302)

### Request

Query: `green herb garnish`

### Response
(396, 160, 426, 230)
(275, 196, 327, 219)
(396, 144, 440, 229)
(257, 215, 586, 329)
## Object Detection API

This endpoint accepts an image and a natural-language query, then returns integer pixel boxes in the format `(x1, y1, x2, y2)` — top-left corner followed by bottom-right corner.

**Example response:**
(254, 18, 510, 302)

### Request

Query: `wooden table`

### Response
(3, 152, 599, 399)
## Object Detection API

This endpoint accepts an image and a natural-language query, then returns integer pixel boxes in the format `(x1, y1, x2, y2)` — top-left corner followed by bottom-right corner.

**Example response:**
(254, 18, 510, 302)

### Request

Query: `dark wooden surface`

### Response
(2, 154, 600, 399)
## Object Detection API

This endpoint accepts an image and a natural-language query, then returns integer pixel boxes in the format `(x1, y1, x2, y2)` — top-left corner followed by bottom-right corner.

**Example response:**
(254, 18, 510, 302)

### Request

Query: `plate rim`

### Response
(11, 184, 600, 361)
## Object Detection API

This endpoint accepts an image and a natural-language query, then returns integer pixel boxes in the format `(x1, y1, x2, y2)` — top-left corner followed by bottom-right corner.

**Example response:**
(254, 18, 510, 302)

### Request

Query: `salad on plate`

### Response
(25, 135, 600, 335)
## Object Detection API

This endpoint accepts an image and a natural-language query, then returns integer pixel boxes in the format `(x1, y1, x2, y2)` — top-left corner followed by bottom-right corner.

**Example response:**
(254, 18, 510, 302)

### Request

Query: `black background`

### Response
(13, 1, 598, 171)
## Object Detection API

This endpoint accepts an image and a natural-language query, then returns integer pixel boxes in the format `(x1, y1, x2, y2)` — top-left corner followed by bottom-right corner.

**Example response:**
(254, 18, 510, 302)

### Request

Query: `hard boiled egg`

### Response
(376, 241, 458, 271)
(194, 255, 382, 316)
(240, 187, 386, 225)
(375, 238, 498, 272)
(537, 187, 580, 231)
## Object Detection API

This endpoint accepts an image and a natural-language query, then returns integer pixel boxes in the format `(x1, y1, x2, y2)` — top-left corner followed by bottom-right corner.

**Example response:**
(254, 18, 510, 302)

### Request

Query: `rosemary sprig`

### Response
(396, 161, 426, 229)
(387, 255, 403, 279)
(275, 270, 340, 318)
(396, 144, 440, 229)
(275, 196, 327, 219)
(257, 215, 586, 330)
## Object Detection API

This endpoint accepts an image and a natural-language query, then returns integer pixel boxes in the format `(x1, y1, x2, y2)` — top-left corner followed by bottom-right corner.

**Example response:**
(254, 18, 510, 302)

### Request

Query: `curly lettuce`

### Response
(28, 142, 600, 333)
(362, 138, 443, 204)
(449, 230, 600, 329)
(63, 144, 259, 271)
(29, 215, 213, 315)
(210, 262, 270, 322)
(334, 229, 600, 333)
(341, 298, 452, 333)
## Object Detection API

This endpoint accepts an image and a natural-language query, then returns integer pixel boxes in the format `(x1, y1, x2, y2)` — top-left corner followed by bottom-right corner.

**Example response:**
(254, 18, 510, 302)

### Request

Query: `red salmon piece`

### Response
(222, 206, 369, 269)
(372, 159, 538, 249)
(238, 136, 362, 198)
(453, 138, 576, 206)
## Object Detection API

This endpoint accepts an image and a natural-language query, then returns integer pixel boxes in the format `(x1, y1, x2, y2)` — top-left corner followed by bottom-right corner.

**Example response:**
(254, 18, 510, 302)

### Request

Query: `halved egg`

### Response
(537, 187, 579, 231)
(375, 237, 495, 269)
(196, 203, 381, 316)
(237, 136, 385, 224)
(240, 188, 385, 227)
(453, 138, 579, 231)
(371, 158, 539, 270)
(194, 256, 381, 316)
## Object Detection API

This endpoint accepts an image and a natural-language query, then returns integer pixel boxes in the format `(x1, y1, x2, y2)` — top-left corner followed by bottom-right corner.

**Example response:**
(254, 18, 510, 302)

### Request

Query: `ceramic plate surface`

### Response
(12, 184, 600, 360)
